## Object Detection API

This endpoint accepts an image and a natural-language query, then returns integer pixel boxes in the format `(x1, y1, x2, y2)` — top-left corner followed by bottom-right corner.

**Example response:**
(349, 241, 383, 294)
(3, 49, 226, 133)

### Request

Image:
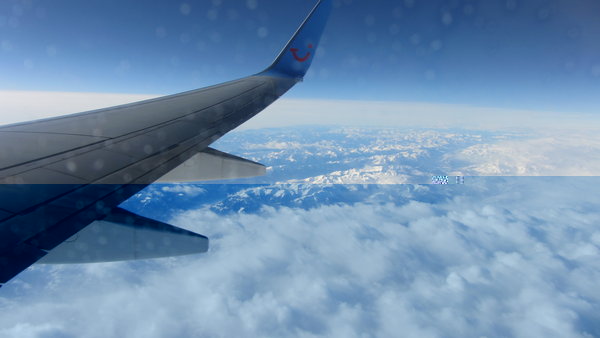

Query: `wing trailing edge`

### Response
(156, 147, 266, 183)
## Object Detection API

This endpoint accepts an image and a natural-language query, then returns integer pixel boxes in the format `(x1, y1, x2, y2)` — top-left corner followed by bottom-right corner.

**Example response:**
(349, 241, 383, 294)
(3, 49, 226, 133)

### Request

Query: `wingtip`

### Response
(260, 0, 332, 79)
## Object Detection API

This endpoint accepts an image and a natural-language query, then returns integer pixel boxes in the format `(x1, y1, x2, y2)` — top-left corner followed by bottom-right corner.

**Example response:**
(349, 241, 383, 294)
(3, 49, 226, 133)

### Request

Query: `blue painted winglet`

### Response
(259, 0, 332, 79)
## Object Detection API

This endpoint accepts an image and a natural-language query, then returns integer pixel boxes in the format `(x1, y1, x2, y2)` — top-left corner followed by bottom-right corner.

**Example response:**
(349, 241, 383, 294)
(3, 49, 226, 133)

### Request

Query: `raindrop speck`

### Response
(246, 0, 258, 10)
(155, 26, 167, 38)
(257, 27, 268, 38)
(430, 40, 443, 51)
(410, 33, 421, 45)
(180, 3, 191, 16)
(506, 0, 517, 11)
(463, 4, 474, 16)
(425, 69, 436, 80)
(46, 45, 57, 56)
(442, 12, 452, 26)
(23, 58, 34, 69)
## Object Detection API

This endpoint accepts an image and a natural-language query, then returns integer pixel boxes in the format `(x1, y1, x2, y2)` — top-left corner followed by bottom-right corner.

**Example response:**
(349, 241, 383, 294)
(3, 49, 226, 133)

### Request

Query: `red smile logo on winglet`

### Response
(290, 44, 313, 62)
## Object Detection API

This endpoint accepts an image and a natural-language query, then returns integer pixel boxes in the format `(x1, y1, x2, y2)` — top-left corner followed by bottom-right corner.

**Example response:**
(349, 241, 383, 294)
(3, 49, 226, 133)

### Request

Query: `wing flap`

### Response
(38, 207, 208, 264)
(156, 147, 266, 182)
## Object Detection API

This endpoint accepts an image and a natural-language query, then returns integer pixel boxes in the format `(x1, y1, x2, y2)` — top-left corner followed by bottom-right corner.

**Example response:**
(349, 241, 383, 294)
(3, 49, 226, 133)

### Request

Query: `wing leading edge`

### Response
(0, 0, 332, 286)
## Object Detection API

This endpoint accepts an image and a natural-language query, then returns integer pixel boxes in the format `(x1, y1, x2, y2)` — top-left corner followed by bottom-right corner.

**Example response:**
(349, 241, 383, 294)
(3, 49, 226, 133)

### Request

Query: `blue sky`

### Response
(1, 0, 600, 114)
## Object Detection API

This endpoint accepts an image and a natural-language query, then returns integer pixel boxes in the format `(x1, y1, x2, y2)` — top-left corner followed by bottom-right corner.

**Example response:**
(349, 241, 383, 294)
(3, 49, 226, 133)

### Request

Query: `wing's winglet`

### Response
(260, 0, 332, 79)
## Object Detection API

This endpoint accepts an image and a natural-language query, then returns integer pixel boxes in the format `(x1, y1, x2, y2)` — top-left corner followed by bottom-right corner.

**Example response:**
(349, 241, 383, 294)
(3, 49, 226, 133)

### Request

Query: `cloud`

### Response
(240, 99, 600, 132)
(448, 130, 600, 175)
(160, 184, 206, 196)
(2, 91, 599, 132)
(2, 178, 600, 337)
(213, 127, 600, 180)
(0, 91, 158, 126)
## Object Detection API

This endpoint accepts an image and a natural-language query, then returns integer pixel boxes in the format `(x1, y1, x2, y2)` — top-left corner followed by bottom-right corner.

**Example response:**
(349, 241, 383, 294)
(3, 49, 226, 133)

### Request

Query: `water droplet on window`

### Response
(257, 27, 268, 38)
(246, 0, 258, 10)
(430, 40, 443, 51)
(35, 7, 46, 19)
(207, 9, 218, 21)
(1, 40, 13, 52)
(180, 33, 191, 44)
(155, 26, 167, 38)
(23, 58, 34, 69)
(116, 60, 130, 73)
(463, 4, 474, 16)
(441, 12, 453, 26)
(367, 33, 377, 44)
(46, 45, 57, 57)
(180, 3, 191, 16)
(227, 9, 239, 21)
(209, 31, 221, 43)
(537, 7, 550, 20)
(425, 69, 436, 80)
(506, 0, 517, 11)
(8, 16, 19, 28)
(567, 27, 581, 39)
(93, 159, 104, 171)
(410, 33, 421, 45)
(66, 161, 77, 172)
(12, 4, 23, 17)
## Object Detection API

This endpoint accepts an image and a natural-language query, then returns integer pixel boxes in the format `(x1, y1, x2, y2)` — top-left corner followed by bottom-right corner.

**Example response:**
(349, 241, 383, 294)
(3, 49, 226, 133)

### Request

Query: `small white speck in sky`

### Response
(46, 45, 57, 57)
(257, 27, 268, 38)
(179, 3, 191, 16)
(246, 0, 258, 11)
(155, 26, 167, 39)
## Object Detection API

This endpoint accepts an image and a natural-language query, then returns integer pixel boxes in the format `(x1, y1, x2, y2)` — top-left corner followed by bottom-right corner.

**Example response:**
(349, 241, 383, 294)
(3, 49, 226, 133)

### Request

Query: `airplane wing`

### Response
(0, 0, 332, 287)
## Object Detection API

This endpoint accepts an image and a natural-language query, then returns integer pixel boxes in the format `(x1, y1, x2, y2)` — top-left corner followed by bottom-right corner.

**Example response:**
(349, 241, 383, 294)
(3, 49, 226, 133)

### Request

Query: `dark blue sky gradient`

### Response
(1, 0, 599, 113)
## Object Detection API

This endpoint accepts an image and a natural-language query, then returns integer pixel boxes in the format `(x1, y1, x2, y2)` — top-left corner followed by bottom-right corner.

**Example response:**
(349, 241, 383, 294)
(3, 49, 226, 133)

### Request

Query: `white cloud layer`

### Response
(0, 91, 158, 125)
(214, 127, 600, 180)
(449, 131, 600, 175)
(241, 99, 600, 131)
(2, 178, 600, 337)
(160, 184, 207, 197)
(2, 91, 598, 131)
